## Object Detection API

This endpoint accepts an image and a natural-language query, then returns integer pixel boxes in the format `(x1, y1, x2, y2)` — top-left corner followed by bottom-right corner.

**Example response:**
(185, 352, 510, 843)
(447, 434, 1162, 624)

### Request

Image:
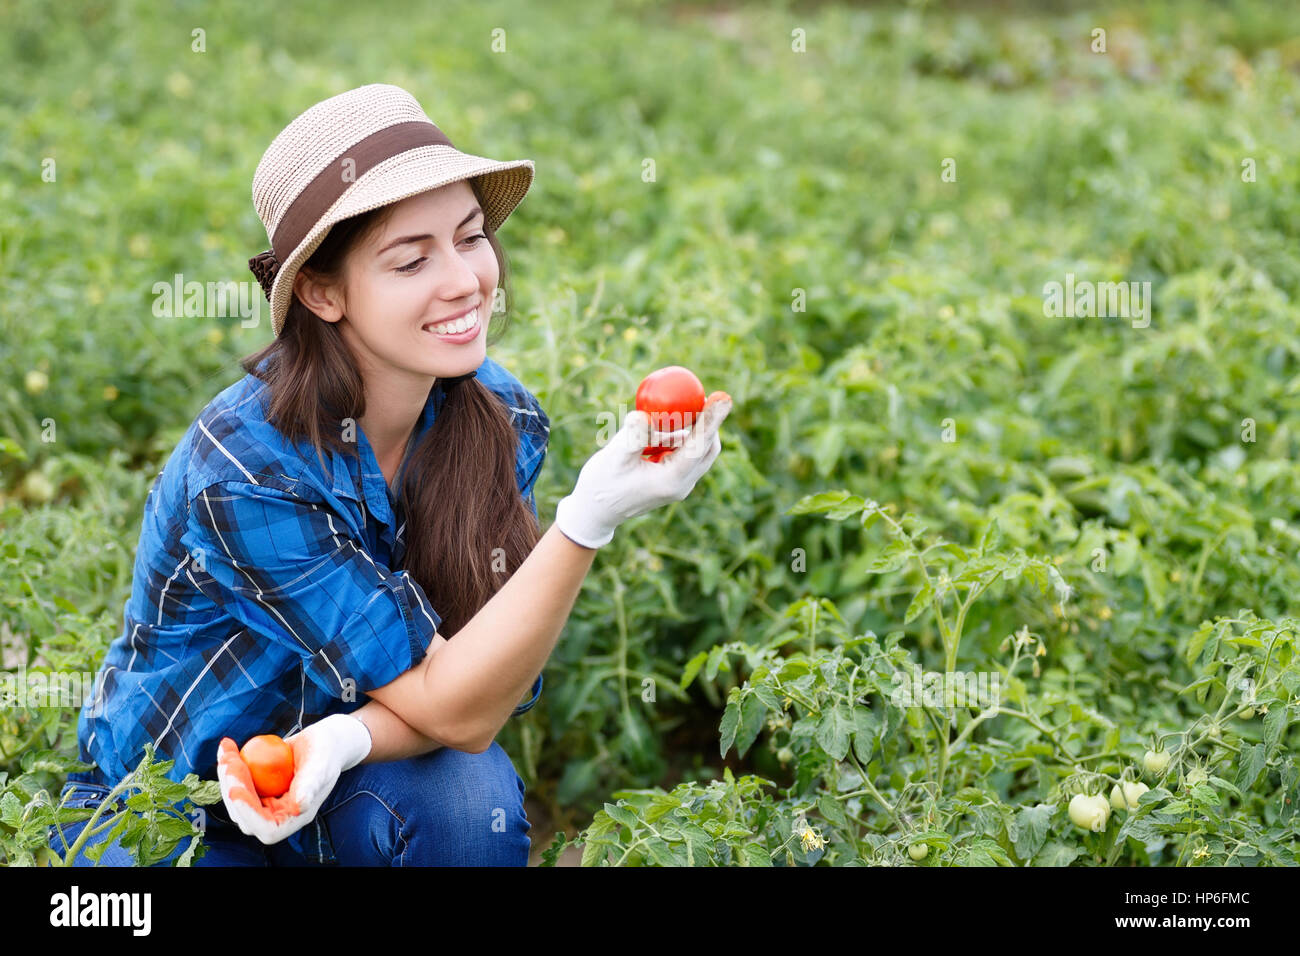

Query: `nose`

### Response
(433, 241, 482, 301)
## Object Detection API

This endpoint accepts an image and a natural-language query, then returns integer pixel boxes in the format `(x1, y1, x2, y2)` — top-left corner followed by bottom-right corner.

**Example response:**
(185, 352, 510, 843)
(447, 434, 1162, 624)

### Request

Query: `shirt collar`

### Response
(326, 384, 446, 530)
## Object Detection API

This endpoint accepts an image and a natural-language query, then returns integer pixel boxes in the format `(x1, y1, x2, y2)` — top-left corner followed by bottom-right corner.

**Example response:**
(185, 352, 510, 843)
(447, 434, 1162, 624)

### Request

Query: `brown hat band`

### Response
(270, 120, 455, 261)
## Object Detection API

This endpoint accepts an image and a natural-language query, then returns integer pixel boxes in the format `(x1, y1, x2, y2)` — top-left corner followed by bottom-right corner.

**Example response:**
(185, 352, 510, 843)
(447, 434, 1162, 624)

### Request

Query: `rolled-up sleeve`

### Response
(189, 479, 440, 699)
(512, 673, 543, 716)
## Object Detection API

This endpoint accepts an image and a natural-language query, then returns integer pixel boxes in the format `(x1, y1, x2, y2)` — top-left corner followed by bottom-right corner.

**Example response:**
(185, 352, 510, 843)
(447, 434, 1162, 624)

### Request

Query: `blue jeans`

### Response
(47, 741, 532, 866)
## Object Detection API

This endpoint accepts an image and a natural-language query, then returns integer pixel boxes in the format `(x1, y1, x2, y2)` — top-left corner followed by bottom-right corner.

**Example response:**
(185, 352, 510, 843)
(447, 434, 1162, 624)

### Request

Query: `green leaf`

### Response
(904, 582, 933, 624)
(1009, 804, 1053, 861)
(740, 842, 772, 866)
(812, 427, 847, 478)
(818, 794, 849, 831)
(1263, 705, 1286, 756)
(752, 680, 783, 713)
(603, 803, 640, 830)
(581, 836, 612, 867)
(1034, 841, 1082, 866)
(18, 749, 84, 775)
(787, 491, 863, 519)
(704, 644, 731, 681)
(815, 703, 852, 761)
(1184, 620, 1214, 668)
(0, 791, 25, 827)
(584, 812, 618, 839)
(1139, 555, 1167, 612)
(1235, 744, 1268, 792)
(866, 540, 910, 574)
(851, 707, 878, 763)
(645, 840, 681, 866)
(719, 696, 740, 757)
(153, 814, 199, 842)
(0, 437, 29, 462)
(679, 651, 708, 690)
(735, 694, 768, 758)
(185, 780, 222, 806)
(1201, 620, 1226, 667)
(978, 516, 1002, 554)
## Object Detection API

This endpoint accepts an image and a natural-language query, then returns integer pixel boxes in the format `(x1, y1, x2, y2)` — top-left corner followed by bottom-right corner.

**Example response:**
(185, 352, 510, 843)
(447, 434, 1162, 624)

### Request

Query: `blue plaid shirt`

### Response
(72, 355, 548, 788)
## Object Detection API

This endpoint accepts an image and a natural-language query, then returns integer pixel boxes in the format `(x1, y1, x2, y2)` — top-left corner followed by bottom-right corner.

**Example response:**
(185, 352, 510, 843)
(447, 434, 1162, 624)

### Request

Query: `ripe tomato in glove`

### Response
(636, 366, 707, 462)
(240, 734, 296, 799)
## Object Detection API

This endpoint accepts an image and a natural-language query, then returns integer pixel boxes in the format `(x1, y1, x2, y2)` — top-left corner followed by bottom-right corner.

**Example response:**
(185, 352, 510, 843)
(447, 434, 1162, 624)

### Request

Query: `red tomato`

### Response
(636, 366, 706, 461)
(240, 734, 295, 799)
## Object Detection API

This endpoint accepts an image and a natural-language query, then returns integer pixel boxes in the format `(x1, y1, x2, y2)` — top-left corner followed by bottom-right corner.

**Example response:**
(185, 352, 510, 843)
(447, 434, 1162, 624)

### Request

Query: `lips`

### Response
(422, 307, 481, 339)
(426, 306, 483, 335)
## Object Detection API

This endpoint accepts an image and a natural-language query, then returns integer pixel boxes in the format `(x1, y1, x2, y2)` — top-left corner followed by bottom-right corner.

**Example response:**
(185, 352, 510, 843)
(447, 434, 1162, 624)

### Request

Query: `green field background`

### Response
(3, 0, 1300, 866)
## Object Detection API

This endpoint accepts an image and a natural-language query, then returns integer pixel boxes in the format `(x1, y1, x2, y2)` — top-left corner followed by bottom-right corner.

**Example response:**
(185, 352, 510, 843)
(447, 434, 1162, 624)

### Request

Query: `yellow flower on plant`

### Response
(1192, 845, 1210, 861)
(206, 327, 225, 346)
(799, 823, 825, 852)
(102, 385, 119, 402)
(623, 327, 638, 342)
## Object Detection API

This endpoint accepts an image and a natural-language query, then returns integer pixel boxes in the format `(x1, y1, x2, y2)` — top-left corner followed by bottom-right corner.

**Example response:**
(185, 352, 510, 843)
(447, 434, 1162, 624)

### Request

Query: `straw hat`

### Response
(248, 83, 535, 336)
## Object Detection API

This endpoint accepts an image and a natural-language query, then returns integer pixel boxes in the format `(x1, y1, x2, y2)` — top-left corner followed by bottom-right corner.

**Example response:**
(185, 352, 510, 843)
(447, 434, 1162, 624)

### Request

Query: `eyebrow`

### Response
(375, 206, 485, 256)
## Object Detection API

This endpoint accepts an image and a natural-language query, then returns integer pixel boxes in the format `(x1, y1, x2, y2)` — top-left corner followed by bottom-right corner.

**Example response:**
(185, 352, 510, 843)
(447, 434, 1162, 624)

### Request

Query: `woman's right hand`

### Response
(554, 391, 733, 549)
(216, 713, 372, 845)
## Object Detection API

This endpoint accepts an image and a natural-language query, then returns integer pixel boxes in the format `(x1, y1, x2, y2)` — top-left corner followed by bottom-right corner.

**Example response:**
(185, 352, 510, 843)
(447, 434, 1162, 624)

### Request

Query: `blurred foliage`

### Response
(2, 0, 1299, 864)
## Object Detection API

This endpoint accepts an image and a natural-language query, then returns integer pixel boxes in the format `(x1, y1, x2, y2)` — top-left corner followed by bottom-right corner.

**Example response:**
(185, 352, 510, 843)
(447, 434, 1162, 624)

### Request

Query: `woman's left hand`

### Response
(216, 713, 373, 845)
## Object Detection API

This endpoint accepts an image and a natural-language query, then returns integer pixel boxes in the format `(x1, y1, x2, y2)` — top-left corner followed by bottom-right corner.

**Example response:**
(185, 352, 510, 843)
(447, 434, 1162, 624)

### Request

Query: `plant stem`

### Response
(846, 749, 903, 832)
(608, 567, 634, 745)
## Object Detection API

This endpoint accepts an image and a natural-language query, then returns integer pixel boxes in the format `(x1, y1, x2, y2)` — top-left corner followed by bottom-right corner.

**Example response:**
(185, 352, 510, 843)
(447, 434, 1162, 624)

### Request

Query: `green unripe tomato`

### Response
(1186, 768, 1209, 787)
(1068, 793, 1110, 832)
(24, 369, 49, 395)
(21, 471, 55, 504)
(1109, 781, 1150, 811)
(776, 747, 794, 764)
(908, 843, 928, 861)
(1236, 707, 1256, 720)
(1142, 750, 1170, 775)
(1207, 724, 1221, 739)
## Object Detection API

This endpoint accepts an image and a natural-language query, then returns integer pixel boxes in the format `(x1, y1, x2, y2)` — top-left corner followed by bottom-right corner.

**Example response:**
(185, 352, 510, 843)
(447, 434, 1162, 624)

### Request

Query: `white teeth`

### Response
(426, 308, 479, 336)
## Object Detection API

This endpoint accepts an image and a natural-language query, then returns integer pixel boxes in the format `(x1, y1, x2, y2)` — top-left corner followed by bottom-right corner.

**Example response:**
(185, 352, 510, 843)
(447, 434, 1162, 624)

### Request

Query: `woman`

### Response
(48, 83, 732, 866)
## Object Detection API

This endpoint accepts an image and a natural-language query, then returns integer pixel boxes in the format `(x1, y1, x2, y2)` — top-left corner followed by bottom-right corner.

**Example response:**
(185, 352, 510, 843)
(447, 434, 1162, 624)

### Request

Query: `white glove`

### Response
(216, 713, 372, 846)
(554, 391, 733, 549)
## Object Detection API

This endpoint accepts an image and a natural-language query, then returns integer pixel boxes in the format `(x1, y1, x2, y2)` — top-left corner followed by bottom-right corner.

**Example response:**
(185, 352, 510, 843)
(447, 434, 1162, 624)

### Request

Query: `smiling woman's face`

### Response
(306, 180, 498, 384)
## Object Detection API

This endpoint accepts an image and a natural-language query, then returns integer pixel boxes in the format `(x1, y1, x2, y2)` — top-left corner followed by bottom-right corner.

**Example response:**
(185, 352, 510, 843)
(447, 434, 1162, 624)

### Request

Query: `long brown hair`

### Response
(239, 179, 541, 640)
